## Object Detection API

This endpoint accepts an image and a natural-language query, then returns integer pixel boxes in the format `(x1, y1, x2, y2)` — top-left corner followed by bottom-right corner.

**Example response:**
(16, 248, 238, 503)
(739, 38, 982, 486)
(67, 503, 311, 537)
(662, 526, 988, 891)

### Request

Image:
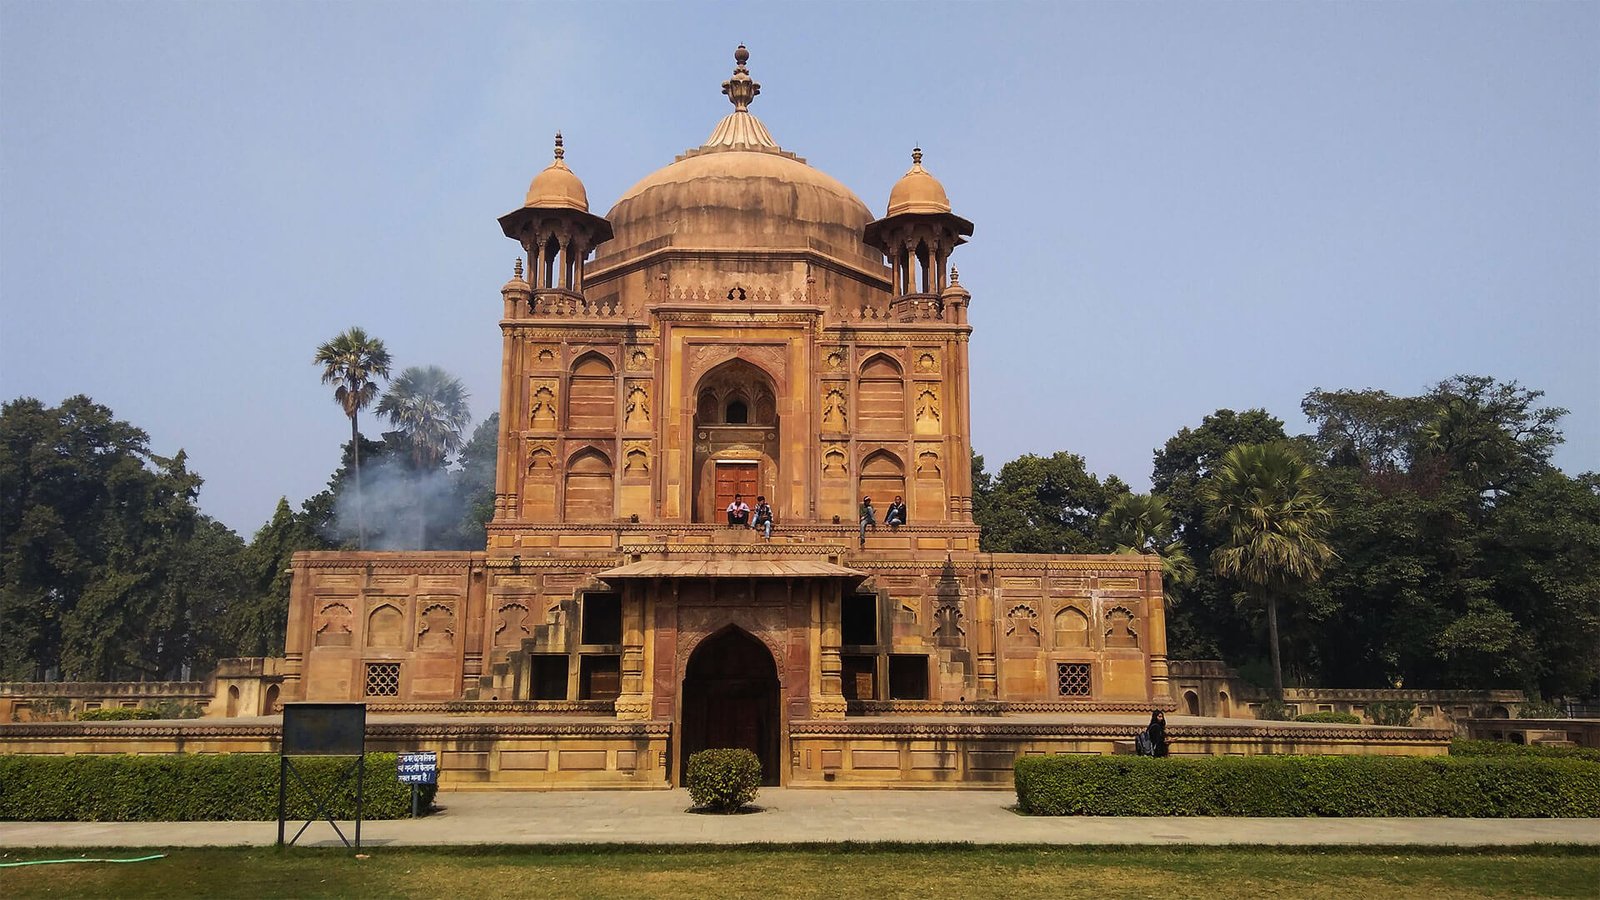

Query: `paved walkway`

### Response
(2, 790, 1596, 848)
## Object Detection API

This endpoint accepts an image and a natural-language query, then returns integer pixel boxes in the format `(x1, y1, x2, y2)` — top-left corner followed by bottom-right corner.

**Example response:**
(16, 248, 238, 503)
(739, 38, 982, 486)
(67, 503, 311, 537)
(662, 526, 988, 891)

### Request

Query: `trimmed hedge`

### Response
(1452, 739, 1600, 764)
(1295, 711, 1361, 725)
(685, 748, 761, 812)
(0, 753, 434, 821)
(1014, 754, 1600, 817)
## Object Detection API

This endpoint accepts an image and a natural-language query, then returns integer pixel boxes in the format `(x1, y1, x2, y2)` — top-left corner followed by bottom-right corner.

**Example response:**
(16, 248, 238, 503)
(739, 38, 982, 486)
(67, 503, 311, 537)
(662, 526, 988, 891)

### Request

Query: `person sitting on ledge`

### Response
(726, 493, 750, 527)
(858, 496, 877, 547)
(752, 495, 774, 540)
(885, 496, 907, 530)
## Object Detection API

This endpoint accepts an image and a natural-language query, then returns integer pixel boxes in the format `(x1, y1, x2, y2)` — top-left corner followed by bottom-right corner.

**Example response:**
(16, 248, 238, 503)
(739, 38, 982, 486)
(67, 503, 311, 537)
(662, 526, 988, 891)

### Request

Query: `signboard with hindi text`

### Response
(398, 751, 439, 785)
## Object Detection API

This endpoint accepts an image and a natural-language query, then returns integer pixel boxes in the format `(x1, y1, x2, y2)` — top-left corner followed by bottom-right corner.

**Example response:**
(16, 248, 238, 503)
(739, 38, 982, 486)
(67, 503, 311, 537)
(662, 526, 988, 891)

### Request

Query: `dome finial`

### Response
(950, 266, 959, 284)
(722, 44, 760, 111)
(553, 131, 565, 161)
(912, 146, 923, 167)
(514, 257, 524, 279)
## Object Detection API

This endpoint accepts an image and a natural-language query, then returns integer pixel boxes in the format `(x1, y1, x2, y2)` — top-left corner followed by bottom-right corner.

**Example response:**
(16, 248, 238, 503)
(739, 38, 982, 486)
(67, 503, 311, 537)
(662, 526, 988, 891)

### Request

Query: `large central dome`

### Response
(598, 47, 875, 266)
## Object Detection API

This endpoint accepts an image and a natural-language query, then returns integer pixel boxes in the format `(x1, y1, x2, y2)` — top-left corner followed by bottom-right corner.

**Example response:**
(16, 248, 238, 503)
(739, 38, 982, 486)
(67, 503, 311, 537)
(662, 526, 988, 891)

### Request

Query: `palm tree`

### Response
(1098, 493, 1195, 607)
(1200, 442, 1334, 699)
(314, 327, 392, 549)
(377, 366, 471, 545)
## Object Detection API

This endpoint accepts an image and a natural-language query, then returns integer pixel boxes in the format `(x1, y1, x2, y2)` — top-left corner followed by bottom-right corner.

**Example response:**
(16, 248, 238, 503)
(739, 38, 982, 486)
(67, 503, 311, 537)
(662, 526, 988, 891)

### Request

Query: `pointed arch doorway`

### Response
(679, 626, 781, 785)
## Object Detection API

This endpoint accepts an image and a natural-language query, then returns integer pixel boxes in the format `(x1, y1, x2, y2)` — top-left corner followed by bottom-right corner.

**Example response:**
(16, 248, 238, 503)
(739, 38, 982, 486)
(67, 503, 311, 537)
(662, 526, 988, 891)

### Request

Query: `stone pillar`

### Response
(494, 328, 518, 520)
(1144, 567, 1170, 699)
(811, 580, 845, 718)
(975, 569, 997, 700)
(616, 581, 650, 719)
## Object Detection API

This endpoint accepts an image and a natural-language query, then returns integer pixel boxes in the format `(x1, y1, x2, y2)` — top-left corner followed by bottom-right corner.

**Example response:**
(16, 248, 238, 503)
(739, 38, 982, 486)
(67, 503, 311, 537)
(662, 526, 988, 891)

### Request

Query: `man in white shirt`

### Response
(726, 494, 751, 526)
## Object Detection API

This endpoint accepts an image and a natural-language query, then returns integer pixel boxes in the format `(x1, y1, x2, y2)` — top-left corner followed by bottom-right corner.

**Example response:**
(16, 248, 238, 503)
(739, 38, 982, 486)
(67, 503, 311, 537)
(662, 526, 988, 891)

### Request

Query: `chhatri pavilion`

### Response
(281, 46, 1176, 787)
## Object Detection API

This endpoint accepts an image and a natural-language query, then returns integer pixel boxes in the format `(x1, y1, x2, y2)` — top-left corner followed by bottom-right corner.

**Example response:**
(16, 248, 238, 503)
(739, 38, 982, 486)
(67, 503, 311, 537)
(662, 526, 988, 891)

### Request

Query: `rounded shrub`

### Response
(1295, 711, 1361, 725)
(685, 748, 761, 812)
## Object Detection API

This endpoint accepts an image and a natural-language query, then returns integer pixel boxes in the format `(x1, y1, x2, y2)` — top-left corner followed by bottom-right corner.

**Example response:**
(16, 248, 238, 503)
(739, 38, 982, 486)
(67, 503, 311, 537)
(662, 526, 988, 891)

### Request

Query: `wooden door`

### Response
(714, 462, 759, 517)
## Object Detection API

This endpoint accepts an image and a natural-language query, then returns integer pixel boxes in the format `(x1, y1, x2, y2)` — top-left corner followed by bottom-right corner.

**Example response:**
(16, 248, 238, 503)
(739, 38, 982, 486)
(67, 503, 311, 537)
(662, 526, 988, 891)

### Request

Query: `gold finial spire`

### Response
(553, 131, 565, 161)
(721, 44, 760, 111)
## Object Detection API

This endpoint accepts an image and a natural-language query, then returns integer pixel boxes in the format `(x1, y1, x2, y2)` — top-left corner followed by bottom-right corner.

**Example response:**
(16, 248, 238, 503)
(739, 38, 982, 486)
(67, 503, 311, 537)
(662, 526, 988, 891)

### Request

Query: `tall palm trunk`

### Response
(1265, 590, 1284, 700)
(414, 446, 428, 550)
(351, 412, 365, 550)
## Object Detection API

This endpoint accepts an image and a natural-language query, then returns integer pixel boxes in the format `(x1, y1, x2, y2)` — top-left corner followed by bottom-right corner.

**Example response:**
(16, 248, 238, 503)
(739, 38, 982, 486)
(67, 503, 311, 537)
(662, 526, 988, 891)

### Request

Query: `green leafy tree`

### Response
(436, 414, 499, 550)
(314, 327, 392, 549)
(1202, 442, 1335, 699)
(1150, 409, 1290, 661)
(231, 497, 327, 656)
(0, 397, 242, 680)
(1097, 492, 1195, 607)
(1300, 377, 1588, 696)
(1482, 471, 1600, 696)
(974, 451, 1127, 553)
(1416, 375, 1566, 497)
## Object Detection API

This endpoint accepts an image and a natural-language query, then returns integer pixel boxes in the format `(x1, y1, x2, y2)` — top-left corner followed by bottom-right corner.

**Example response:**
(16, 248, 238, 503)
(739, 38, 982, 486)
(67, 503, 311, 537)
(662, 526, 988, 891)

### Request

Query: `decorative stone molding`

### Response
(688, 343, 788, 382)
(0, 720, 670, 739)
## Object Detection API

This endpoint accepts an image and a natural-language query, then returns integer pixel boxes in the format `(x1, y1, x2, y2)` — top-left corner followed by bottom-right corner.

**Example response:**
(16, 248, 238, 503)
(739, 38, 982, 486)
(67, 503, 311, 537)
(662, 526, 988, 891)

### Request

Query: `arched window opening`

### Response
(542, 234, 561, 289)
(725, 398, 748, 424)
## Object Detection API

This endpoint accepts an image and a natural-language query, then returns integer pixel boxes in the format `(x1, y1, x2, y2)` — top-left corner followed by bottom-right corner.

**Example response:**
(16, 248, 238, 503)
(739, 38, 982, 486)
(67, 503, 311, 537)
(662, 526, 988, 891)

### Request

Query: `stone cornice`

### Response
(367, 701, 614, 715)
(0, 720, 669, 739)
(0, 681, 209, 697)
(847, 700, 1178, 716)
(587, 245, 891, 292)
(652, 307, 823, 325)
(824, 324, 973, 340)
(790, 720, 1452, 742)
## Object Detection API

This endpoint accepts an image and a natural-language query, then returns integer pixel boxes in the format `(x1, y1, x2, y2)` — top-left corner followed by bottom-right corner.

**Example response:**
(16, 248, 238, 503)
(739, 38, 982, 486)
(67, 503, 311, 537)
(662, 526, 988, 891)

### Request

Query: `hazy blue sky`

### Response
(2, 1, 1595, 537)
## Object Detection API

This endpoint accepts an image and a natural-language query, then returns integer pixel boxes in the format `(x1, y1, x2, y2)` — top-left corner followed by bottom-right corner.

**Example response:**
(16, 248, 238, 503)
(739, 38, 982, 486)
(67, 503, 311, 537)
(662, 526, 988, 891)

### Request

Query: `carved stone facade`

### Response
(281, 47, 1173, 787)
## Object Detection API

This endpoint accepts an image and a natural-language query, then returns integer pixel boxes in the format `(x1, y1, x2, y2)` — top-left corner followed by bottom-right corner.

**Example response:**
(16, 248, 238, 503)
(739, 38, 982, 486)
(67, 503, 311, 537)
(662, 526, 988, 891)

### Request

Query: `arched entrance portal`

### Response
(680, 626, 781, 785)
(692, 359, 779, 522)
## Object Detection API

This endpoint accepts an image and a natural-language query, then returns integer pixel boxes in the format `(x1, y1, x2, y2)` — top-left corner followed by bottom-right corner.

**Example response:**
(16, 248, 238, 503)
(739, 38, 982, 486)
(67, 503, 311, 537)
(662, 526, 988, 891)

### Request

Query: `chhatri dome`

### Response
(600, 45, 875, 261)
(522, 132, 591, 212)
(886, 147, 952, 216)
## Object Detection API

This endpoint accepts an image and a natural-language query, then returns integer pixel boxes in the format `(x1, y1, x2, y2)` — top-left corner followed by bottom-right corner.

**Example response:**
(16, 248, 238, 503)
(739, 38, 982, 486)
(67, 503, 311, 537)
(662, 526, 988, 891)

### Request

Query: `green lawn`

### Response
(2, 846, 1597, 899)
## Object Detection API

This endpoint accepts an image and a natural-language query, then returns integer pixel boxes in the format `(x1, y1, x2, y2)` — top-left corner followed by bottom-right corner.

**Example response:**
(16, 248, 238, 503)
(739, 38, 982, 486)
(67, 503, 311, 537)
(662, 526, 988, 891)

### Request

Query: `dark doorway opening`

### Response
(679, 627, 781, 786)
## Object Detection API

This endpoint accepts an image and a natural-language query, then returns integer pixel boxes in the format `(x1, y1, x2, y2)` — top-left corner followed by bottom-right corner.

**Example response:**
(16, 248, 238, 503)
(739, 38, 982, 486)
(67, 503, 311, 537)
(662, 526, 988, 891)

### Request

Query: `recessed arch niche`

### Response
(563, 448, 614, 521)
(857, 354, 905, 433)
(692, 358, 779, 522)
(858, 450, 906, 510)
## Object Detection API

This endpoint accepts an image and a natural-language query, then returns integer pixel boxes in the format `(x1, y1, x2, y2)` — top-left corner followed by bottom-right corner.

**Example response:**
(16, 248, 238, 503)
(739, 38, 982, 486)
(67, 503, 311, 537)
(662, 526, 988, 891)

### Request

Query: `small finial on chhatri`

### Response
(950, 266, 960, 284)
(553, 131, 565, 161)
(912, 146, 923, 167)
(722, 44, 760, 111)
(514, 257, 524, 279)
